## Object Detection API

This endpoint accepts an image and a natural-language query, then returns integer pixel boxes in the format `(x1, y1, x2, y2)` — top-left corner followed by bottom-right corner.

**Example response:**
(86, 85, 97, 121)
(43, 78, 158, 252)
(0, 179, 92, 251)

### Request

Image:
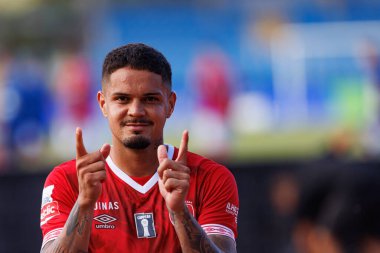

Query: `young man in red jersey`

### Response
(40, 43, 239, 253)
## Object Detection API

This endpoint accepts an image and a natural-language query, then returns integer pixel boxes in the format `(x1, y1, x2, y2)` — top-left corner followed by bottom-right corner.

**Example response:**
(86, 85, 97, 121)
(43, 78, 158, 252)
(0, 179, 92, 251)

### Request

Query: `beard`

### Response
(122, 135, 151, 149)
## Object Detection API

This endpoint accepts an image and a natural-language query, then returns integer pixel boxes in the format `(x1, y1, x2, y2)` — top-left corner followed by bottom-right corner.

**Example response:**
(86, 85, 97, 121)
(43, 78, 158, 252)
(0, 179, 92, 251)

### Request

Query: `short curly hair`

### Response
(102, 43, 172, 90)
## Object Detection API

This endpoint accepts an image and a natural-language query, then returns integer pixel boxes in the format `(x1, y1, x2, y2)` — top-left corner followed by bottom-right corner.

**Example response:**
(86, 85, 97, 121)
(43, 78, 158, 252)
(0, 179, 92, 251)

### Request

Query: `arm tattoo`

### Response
(44, 240, 88, 253)
(175, 210, 221, 253)
(66, 202, 90, 236)
(66, 202, 79, 236)
(169, 210, 176, 225)
(41, 202, 91, 253)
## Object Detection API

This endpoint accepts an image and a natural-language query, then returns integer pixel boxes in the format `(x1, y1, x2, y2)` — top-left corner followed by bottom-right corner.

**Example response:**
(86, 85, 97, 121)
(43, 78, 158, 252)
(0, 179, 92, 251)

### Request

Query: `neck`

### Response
(109, 142, 161, 177)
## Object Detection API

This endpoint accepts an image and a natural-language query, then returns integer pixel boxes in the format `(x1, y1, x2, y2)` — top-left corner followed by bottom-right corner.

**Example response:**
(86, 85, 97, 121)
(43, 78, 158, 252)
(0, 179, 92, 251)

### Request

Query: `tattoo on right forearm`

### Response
(66, 202, 90, 237)
(66, 202, 79, 236)
(42, 202, 91, 253)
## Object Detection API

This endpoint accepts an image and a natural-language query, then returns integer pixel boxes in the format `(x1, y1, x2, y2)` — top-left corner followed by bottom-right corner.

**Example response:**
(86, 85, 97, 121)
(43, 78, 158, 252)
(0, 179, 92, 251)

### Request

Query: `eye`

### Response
(144, 96, 160, 103)
(116, 95, 129, 103)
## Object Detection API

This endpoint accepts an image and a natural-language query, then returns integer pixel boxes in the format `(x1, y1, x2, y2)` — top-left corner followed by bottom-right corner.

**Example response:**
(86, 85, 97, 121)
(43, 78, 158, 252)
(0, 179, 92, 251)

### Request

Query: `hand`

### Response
(157, 130, 190, 213)
(76, 127, 111, 207)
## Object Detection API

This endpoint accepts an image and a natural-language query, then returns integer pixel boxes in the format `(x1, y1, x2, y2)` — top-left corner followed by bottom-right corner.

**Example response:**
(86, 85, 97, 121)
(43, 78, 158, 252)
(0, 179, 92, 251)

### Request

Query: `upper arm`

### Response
(40, 165, 77, 249)
(209, 234, 237, 253)
(40, 240, 55, 253)
(198, 164, 239, 240)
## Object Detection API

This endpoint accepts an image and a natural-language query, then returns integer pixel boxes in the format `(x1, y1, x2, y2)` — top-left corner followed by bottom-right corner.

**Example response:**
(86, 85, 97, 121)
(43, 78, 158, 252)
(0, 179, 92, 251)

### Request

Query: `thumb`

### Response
(100, 144, 111, 160)
(157, 145, 168, 164)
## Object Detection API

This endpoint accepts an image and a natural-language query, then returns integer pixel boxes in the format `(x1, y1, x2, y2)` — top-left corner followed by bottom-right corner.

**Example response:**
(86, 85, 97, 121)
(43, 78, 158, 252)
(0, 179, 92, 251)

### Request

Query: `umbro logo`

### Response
(94, 214, 117, 229)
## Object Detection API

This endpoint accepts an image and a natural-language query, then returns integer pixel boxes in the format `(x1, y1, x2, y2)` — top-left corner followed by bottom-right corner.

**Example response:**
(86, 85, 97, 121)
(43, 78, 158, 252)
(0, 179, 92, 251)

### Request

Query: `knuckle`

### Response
(182, 181, 190, 189)
(82, 173, 92, 184)
(100, 171, 107, 180)
(92, 152, 101, 161)
(95, 160, 106, 169)
(165, 178, 174, 185)
(163, 159, 173, 168)
(76, 158, 85, 169)
(163, 169, 171, 177)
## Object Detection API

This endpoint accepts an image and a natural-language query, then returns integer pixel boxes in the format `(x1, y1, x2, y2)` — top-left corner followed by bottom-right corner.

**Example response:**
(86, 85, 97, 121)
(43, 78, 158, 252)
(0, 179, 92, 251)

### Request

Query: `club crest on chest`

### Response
(134, 212, 157, 238)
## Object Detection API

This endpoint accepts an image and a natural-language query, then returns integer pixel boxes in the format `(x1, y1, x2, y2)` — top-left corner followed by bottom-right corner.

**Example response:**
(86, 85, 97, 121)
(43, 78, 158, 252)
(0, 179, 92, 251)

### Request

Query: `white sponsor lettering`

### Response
(40, 201, 60, 226)
(41, 204, 56, 220)
(136, 214, 151, 220)
(95, 224, 115, 229)
(226, 202, 239, 220)
(94, 201, 120, 210)
(41, 185, 54, 206)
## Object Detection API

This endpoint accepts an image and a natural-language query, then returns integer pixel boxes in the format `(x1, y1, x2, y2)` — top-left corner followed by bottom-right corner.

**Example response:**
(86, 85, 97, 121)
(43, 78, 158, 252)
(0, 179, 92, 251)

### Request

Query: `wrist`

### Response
(168, 203, 188, 226)
(77, 195, 96, 210)
(168, 202, 188, 216)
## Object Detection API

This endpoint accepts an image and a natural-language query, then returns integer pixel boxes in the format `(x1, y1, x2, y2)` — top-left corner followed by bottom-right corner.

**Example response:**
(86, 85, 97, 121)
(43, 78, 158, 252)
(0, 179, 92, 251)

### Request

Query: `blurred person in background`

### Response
(359, 39, 380, 158)
(293, 166, 380, 253)
(292, 166, 341, 253)
(187, 47, 236, 160)
(315, 168, 380, 253)
(267, 171, 299, 253)
(0, 55, 52, 170)
(48, 51, 94, 160)
(0, 53, 11, 171)
(40, 43, 239, 253)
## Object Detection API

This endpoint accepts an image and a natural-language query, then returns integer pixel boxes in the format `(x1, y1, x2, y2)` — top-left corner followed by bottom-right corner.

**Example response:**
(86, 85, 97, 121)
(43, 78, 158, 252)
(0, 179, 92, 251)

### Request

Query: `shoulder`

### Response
(186, 151, 235, 181)
(46, 159, 77, 183)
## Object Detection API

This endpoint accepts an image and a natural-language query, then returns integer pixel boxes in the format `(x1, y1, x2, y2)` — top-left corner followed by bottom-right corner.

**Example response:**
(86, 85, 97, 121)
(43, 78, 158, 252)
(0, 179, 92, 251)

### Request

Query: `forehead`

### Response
(106, 67, 166, 93)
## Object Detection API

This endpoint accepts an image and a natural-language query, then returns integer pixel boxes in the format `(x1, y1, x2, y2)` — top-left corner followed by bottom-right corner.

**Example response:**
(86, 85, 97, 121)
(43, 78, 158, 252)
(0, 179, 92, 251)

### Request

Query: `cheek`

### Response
(154, 107, 168, 122)
(107, 105, 126, 121)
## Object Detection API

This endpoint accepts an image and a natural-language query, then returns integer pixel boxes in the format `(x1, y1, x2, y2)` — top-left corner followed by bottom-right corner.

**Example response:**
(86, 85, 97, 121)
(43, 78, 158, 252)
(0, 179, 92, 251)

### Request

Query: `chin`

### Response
(122, 135, 151, 150)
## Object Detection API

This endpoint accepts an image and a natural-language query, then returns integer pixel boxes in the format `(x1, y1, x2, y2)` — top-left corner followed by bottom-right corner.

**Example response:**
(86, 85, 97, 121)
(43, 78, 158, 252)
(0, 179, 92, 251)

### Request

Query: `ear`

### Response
(97, 91, 108, 117)
(167, 91, 176, 118)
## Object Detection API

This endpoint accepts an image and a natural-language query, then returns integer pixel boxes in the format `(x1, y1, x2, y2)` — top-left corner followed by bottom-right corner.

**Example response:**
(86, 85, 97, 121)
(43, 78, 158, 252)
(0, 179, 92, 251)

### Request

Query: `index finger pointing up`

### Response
(176, 130, 189, 165)
(76, 127, 88, 159)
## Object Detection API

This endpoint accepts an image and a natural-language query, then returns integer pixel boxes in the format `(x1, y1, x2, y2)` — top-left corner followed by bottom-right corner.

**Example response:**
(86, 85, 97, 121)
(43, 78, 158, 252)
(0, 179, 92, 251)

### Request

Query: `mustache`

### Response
(121, 119, 154, 126)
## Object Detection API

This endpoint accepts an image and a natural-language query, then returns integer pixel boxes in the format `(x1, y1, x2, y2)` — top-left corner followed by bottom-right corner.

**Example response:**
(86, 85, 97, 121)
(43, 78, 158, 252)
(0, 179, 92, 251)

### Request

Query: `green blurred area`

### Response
(166, 127, 362, 163)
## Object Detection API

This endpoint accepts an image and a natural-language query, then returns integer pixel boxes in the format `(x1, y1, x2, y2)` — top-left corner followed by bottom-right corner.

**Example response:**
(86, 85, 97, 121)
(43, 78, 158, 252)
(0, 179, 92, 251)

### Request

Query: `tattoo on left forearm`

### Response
(177, 210, 220, 253)
(169, 210, 176, 225)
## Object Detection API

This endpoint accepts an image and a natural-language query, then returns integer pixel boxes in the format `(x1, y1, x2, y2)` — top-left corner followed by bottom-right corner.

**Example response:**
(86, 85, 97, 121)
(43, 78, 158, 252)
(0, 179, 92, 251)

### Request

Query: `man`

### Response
(40, 43, 239, 252)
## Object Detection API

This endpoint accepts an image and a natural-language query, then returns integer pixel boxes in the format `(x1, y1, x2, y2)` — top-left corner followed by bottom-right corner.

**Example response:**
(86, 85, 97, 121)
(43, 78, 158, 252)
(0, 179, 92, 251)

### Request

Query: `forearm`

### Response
(170, 204, 222, 253)
(41, 201, 94, 253)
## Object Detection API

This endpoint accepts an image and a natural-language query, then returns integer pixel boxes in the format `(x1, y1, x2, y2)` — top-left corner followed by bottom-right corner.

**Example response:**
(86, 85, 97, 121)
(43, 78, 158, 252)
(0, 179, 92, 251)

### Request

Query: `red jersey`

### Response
(40, 145, 239, 252)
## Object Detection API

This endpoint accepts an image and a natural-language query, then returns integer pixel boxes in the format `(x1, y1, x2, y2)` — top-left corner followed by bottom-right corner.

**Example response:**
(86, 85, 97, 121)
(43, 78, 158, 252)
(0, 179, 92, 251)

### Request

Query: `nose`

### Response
(128, 99, 145, 117)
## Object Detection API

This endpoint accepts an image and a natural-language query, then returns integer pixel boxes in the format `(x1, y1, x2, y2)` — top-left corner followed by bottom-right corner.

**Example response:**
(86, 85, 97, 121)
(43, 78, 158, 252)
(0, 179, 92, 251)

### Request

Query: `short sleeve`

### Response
(40, 162, 77, 249)
(197, 163, 239, 240)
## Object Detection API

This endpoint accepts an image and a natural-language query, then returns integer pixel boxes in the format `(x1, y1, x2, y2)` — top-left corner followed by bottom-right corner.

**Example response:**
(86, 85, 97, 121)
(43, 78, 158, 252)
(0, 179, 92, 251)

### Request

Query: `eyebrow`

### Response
(142, 92, 163, 96)
(111, 92, 164, 96)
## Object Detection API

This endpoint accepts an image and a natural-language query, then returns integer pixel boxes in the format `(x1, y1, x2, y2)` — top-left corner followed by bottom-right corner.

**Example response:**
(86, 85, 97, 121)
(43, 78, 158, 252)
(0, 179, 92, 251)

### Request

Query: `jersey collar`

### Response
(105, 144, 174, 194)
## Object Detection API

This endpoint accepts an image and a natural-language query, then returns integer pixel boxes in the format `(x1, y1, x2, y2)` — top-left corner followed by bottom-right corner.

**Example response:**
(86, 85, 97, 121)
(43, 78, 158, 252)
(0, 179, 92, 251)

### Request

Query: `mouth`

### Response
(126, 125, 150, 133)
(126, 123, 151, 126)
(122, 120, 153, 132)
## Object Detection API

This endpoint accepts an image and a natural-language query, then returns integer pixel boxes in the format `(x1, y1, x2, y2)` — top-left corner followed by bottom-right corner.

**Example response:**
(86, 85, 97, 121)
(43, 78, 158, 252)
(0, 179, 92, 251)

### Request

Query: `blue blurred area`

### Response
(1, 1, 380, 172)
(1, 3, 380, 253)
(91, 6, 242, 93)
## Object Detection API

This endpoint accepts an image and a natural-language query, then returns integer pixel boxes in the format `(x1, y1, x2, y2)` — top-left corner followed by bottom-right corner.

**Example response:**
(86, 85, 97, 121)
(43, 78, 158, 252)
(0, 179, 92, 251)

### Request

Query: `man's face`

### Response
(98, 67, 176, 150)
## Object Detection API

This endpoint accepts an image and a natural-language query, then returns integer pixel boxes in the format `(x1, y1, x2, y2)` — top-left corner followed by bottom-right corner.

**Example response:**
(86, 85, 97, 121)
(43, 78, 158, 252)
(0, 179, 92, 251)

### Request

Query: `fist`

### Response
(75, 127, 110, 207)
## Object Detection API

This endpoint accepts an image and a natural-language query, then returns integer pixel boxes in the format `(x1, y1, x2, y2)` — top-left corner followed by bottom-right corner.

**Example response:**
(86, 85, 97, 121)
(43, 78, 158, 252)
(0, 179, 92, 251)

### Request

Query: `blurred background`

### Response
(0, 0, 380, 252)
